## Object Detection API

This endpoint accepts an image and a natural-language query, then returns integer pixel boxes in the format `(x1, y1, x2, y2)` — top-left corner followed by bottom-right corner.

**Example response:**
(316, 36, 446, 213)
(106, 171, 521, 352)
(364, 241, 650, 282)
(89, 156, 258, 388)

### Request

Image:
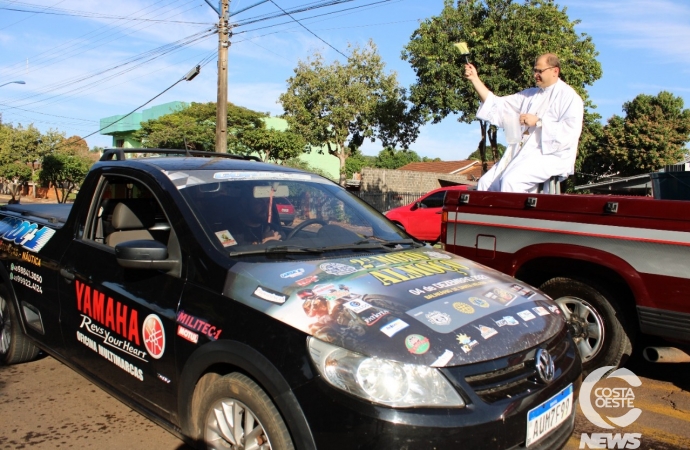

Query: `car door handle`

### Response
(435, 211, 442, 214)
(60, 268, 75, 282)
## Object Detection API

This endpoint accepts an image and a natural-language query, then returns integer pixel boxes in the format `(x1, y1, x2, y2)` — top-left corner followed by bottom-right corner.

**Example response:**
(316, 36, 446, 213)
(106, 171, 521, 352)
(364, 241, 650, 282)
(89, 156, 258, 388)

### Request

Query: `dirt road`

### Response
(2, 344, 689, 449)
(0, 355, 189, 449)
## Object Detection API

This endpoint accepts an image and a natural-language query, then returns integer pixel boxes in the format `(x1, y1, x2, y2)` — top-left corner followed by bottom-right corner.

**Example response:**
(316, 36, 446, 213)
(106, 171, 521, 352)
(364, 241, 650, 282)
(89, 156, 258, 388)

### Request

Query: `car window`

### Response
(85, 175, 175, 252)
(419, 191, 446, 208)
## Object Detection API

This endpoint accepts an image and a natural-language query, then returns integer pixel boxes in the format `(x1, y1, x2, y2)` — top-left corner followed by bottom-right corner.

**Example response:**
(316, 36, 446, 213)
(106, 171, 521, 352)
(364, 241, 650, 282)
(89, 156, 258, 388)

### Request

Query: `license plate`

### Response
(526, 384, 573, 447)
(281, 208, 289, 212)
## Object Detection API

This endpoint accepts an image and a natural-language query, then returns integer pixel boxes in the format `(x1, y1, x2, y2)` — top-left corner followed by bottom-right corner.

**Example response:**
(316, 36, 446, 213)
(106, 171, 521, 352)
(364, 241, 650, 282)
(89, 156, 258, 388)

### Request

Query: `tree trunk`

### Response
(337, 143, 347, 186)
(488, 125, 499, 162)
(478, 120, 488, 174)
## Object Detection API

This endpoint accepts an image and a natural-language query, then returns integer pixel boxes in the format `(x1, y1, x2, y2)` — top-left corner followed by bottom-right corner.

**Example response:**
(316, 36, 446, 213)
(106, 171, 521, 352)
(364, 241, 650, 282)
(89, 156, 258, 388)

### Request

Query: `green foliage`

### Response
(39, 153, 92, 203)
(236, 126, 306, 162)
(375, 147, 422, 169)
(343, 153, 376, 179)
(280, 40, 423, 185)
(582, 91, 690, 178)
(133, 102, 266, 151)
(467, 143, 506, 160)
(403, 0, 602, 164)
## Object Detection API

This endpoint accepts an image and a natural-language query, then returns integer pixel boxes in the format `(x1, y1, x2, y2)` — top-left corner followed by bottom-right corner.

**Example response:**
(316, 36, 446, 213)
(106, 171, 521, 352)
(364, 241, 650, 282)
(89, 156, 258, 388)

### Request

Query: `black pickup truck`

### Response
(0, 149, 581, 450)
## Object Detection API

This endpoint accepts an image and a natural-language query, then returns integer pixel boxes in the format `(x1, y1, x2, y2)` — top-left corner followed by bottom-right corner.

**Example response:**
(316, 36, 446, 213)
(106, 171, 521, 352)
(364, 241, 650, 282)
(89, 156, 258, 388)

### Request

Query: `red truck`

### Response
(441, 189, 690, 373)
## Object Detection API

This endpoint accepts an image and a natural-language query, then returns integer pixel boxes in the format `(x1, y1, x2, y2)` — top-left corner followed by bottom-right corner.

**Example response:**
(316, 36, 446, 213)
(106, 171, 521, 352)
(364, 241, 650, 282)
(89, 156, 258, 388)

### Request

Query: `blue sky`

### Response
(1, 0, 689, 160)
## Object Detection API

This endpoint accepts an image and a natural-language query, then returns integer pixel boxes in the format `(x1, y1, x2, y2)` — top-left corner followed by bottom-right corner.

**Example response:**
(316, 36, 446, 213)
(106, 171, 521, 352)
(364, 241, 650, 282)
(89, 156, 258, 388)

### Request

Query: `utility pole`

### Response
(216, 0, 230, 152)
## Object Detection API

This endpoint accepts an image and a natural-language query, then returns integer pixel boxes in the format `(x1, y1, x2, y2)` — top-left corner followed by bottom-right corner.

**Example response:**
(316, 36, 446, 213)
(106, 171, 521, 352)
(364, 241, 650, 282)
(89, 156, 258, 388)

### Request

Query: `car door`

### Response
(58, 173, 184, 420)
(405, 190, 447, 241)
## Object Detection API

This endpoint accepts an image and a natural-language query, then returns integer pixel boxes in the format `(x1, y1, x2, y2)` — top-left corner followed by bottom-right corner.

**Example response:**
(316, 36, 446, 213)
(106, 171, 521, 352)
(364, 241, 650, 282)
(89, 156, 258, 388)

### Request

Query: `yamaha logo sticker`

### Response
(143, 314, 165, 359)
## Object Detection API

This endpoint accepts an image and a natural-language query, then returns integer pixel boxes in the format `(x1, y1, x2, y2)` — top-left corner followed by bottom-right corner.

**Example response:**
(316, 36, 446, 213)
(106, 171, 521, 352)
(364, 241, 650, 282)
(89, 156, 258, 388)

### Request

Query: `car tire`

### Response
(539, 277, 633, 375)
(197, 372, 294, 450)
(0, 286, 40, 365)
(284, 220, 293, 226)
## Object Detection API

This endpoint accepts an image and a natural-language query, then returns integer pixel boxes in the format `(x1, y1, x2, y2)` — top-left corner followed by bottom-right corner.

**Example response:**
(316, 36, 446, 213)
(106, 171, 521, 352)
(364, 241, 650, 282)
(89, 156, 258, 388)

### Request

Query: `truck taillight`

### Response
(442, 211, 447, 223)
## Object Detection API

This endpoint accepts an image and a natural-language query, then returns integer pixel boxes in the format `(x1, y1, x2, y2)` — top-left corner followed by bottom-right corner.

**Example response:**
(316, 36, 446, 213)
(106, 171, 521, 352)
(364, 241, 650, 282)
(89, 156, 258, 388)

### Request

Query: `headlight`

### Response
(307, 337, 465, 408)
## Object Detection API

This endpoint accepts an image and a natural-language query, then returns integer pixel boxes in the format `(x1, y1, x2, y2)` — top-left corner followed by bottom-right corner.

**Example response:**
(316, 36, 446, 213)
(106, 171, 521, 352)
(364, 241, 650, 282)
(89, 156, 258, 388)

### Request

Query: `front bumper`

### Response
(292, 327, 582, 450)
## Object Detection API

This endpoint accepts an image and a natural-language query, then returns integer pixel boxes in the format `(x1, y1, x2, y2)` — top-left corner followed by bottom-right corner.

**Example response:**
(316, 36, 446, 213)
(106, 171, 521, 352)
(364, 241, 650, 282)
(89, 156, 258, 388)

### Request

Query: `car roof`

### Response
(96, 149, 310, 175)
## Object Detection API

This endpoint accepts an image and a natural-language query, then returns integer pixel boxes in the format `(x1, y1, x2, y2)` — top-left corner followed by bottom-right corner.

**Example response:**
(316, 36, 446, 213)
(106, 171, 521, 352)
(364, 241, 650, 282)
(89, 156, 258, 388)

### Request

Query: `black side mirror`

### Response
(115, 239, 178, 271)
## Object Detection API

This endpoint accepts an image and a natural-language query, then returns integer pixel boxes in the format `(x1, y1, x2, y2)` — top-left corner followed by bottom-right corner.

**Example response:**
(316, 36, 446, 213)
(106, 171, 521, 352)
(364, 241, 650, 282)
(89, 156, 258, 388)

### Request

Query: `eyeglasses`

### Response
(533, 66, 556, 75)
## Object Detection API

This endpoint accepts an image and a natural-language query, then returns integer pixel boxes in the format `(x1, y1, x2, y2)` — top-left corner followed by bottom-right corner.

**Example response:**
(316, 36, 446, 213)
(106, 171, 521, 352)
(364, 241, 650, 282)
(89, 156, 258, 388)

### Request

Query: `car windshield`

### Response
(176, 170, 410, 257)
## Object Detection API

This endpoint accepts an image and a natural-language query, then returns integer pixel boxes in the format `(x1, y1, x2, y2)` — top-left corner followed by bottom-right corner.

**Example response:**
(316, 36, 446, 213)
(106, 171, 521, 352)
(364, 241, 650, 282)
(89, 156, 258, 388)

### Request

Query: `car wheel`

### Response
(283, 220, 293, 226)
(198, 372, 294, 450)
(0, 286, 40, 365)
(539, 277, 633, 375)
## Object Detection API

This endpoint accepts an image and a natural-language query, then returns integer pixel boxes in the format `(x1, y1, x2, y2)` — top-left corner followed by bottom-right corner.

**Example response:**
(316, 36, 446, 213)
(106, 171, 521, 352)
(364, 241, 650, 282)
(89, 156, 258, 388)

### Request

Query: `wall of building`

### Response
(360, 167, 475, 192)
(263, 117, 339, 181)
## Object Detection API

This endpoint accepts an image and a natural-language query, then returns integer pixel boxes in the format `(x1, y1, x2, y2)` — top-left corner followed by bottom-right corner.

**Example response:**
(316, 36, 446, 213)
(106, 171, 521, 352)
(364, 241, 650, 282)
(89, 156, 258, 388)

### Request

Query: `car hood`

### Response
(224, 248, 565, 367)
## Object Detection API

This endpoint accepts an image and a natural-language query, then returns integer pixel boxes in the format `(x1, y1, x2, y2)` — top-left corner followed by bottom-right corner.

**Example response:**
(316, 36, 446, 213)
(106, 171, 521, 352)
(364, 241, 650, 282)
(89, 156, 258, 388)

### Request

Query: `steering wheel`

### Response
(286, 218, 328, 240)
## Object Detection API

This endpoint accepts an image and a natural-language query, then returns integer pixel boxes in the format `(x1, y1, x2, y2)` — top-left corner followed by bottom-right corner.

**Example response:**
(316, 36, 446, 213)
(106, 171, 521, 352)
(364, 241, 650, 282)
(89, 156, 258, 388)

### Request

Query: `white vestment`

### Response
(476, 79, 584, 193)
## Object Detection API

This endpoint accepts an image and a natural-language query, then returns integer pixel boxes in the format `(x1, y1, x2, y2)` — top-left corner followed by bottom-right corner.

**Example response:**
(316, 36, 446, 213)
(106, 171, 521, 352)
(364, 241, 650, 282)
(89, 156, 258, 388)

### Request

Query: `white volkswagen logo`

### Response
(536, 349, 555, 383)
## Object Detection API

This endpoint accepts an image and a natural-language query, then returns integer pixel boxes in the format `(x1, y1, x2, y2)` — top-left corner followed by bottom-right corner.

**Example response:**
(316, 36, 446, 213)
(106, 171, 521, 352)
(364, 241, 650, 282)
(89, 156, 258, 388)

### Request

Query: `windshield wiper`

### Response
(303, 238, 423, 253)
(229, 245, 322, 257)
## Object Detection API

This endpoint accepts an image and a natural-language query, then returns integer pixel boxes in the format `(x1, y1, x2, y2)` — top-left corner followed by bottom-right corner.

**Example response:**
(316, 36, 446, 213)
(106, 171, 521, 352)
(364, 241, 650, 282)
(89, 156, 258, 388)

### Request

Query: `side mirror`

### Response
(115, 239, 178, 271)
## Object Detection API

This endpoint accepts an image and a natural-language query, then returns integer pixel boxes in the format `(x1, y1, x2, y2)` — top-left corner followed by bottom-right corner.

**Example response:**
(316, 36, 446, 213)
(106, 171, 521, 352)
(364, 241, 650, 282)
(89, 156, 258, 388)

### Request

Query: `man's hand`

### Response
(519, 113, 540, 127)
(464, 63, 479, 82)
(464, 63, 490, 102)
(261, 230, 282, 243)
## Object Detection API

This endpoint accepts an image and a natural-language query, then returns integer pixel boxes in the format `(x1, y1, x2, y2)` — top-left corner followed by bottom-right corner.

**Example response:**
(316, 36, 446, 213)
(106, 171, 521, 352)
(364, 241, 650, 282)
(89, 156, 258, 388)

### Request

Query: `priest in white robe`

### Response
(464, 53, 584, 193)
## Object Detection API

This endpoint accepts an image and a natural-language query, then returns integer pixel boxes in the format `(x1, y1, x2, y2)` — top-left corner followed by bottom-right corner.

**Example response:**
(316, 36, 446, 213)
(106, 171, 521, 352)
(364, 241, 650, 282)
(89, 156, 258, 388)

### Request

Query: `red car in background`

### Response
(275, 196, 295, 225)
(384, 185, 470, 242)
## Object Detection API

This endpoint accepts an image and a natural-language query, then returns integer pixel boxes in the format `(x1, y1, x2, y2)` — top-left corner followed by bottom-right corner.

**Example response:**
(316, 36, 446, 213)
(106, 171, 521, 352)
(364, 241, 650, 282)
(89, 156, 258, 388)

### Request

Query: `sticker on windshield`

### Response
(213, 171, 312, 181)
(215, 230, 237, 247)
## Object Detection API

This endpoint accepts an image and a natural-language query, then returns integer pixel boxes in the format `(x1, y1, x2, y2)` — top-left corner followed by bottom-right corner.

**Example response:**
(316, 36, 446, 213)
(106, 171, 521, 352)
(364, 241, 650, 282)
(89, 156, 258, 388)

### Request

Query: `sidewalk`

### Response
(0, 194, 61, 205)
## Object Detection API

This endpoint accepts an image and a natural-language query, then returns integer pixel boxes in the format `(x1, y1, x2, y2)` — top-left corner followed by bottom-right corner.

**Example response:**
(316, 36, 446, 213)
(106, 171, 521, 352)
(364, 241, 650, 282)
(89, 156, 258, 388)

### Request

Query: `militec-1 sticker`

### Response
(0, 217, 56, 252)
(177, 311, 222, 341)
(143, 314, 166, 359)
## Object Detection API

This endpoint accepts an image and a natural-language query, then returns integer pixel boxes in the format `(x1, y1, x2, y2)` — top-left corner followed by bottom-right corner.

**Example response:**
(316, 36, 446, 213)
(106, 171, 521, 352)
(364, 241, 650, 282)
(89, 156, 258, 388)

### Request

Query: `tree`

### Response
(134, 102, 266, 151)
(236, 126, 306, 162)
(583, 92, 690, 178)
(280, 40, 422, 185)
(467, 143, 506, 161)
(343, 152, 376, 180)
(39, 153, 92, 203)
(402, 0, 601, 173)
(375, 148, 421, 169)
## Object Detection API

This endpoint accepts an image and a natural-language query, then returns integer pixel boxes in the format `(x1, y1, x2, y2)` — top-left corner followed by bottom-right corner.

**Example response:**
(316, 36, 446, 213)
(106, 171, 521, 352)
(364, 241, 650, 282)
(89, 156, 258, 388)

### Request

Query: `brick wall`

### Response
(360, 168, 476, 193)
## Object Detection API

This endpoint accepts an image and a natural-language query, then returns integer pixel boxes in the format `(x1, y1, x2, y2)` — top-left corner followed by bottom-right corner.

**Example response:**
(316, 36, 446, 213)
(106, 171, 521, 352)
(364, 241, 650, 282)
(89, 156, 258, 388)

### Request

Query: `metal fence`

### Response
(353, 191, 425, 213)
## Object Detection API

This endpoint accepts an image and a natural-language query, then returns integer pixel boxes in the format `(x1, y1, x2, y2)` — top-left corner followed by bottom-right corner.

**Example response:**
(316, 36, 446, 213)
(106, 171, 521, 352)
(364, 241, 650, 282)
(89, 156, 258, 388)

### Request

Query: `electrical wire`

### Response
(268, 0, 346, 58)
(0, 0, 203, 80)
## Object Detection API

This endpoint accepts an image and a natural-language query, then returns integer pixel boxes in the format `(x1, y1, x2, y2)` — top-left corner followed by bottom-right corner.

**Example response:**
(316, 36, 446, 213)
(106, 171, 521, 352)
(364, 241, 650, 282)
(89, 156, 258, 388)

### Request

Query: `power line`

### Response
(268, 0, 347, 58)
(0, 5, 211, 24)
(0, 0, 203, 80)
